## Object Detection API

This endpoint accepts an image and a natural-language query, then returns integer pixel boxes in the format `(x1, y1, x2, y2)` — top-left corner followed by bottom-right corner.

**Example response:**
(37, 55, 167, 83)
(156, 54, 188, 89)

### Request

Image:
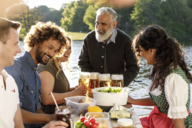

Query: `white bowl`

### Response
(92, 87, 128, 106)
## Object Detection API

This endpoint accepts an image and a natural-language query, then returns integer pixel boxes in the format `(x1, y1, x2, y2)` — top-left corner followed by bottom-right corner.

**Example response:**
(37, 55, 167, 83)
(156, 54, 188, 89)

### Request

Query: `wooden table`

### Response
(72, 103, 139, 128)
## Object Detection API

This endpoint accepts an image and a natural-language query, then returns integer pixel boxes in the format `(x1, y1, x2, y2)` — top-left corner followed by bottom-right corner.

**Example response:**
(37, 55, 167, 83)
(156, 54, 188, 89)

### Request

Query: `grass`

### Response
(66, 31, 88, 41)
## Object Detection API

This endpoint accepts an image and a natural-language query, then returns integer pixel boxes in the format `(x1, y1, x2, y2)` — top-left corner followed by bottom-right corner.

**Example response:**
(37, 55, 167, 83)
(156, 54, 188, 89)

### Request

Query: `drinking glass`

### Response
(99, 74, 111, 87)
(55, 107, 73, 128)
(111, 74, 123, 87)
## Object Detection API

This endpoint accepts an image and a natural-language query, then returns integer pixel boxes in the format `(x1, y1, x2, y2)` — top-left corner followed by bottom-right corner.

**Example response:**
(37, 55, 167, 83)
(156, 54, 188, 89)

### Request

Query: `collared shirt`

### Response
(5, 51, 41, 128)
(0, 69, 19, 128)
(102, 29, 117, 44)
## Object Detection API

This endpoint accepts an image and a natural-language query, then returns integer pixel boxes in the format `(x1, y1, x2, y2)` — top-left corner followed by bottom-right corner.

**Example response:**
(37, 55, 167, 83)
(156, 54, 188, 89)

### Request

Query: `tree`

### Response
(187, 0, 192, 8)
(83, 5, 97, 30)
(116, 6, 134, 33)
(61, 0, 89, 32)
(131, 0, 164, 32)
(6, 3, 44, 40)
(131, 0, 192, 39)
(38, 5, 63, 26)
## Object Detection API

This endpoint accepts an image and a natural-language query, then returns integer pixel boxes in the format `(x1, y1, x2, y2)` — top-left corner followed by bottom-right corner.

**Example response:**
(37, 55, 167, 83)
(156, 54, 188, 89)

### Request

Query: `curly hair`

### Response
(24, 21, 67, 56)
(132, 25, 192, 91)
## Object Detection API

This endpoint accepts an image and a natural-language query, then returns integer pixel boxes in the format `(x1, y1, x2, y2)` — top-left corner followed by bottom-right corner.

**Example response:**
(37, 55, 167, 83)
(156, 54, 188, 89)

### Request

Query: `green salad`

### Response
(97, 87, 121, 93)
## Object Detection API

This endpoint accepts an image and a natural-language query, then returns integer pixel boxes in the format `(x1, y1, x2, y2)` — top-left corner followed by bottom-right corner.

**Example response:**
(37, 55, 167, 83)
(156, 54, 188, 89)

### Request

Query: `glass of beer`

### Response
(88, 72, 100, 97)
(78, 72, 89, 95)
(99, 74, 111, 87)
(111, 74, 123, 87)
(55, 107, 73, 128)
(78, 72, 89, 87)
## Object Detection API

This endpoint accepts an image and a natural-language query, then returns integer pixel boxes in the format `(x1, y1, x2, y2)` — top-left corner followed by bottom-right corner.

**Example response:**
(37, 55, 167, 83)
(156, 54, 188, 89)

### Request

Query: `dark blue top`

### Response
(5, 51, 41, 128)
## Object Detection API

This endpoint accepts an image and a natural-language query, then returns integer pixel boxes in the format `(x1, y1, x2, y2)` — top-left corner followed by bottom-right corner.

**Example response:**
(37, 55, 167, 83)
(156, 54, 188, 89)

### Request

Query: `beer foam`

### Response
(99, 74, 110, 81)
(79, 72, 89, 79)
(111, 74, 123, 80)
(89, 72, 100, 79)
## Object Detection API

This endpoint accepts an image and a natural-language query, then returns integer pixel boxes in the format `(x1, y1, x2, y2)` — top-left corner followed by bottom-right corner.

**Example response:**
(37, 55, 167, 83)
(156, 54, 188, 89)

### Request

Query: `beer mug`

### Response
(99, 74, 111, 87)
(111, 74, 123, 87)
(88, 72, 100, 97)
(79, 72, 89, 95)
(78, 72, 89, 87)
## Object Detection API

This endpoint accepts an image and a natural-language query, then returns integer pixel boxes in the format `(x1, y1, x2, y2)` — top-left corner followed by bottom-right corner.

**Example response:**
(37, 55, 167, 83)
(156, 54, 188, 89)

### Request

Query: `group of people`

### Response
(0, 6, 191, 128)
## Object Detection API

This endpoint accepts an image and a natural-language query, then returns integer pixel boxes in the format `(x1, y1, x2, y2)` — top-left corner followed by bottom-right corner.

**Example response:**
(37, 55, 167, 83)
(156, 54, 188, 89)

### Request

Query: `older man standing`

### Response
(78, 7, 139, 86)
(5, 21, 67, 128)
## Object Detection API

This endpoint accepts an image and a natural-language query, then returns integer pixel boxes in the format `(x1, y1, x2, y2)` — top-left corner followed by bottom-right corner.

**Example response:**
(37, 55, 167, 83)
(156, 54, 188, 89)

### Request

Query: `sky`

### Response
(23, 0, 76, 10)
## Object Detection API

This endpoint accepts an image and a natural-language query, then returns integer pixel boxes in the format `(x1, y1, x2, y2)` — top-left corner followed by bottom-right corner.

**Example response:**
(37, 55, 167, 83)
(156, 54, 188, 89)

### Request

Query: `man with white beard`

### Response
(78, 7, 139, 86)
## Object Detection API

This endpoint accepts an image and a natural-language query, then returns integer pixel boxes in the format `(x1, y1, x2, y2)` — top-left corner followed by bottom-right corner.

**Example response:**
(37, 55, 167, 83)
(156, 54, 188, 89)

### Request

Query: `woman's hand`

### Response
(71, 85, 87, 96)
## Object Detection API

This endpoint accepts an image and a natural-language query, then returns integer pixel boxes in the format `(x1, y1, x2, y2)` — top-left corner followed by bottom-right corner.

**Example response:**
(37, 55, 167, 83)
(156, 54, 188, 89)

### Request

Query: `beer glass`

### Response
(78, 72, 89, 87)
(78, 72, 89, 95)
(111, 74, 123, 87)
(99, 74, 111, 87)
(88, 72, 100, 97)
(55, 107, 73, 128)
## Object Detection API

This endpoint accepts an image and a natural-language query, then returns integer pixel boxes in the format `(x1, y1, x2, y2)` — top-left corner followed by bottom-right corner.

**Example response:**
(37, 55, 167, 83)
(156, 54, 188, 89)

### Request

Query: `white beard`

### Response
(95, 25, 113, 42)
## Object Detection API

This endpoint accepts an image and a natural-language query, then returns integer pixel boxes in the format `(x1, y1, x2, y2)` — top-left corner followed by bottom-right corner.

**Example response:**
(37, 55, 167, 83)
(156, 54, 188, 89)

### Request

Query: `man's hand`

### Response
(43, 121, 68, 128)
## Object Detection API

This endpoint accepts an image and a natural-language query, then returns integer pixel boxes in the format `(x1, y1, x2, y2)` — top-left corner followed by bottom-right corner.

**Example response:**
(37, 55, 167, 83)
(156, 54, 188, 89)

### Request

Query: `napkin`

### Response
(109, 104, 131, 118)
(130, 107, 143, 128)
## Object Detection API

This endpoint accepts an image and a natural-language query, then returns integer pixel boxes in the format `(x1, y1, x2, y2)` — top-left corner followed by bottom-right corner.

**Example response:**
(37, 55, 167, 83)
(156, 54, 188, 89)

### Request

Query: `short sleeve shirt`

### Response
(0, 69, 19, 128)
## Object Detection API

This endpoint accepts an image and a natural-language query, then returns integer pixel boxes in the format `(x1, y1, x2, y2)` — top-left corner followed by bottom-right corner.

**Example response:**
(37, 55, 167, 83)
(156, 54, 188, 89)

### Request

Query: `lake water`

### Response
(17, 41, 192, 116)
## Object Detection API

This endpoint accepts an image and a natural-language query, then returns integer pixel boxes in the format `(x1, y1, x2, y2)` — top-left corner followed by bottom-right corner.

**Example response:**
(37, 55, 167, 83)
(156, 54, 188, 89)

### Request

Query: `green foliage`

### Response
(115, 6, 134, 34)
(98, 87, 122, 93)
(187, 0, 192, 8)
(6, 4, 44, 40)
(83, 5, 97, 30)
(131, 0, 192, 39)
(38, 5, 63, 25)
(61, 0, 89, 32)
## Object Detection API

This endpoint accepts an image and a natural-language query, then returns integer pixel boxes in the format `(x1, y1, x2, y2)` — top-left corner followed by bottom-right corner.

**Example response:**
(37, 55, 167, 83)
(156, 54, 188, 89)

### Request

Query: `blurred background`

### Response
(1, 0, 192, 116)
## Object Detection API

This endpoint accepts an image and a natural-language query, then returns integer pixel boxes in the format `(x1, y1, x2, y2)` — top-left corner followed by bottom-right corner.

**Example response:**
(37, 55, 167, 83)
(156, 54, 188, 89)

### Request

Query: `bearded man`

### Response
(78, 7, 139, 86)
(5, 21, 67, 128)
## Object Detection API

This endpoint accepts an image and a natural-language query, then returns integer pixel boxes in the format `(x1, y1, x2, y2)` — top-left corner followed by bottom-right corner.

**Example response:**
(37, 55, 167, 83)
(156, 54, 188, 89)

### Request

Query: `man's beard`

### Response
(36, 46, 52, 65)
(95, 25, 113, 42)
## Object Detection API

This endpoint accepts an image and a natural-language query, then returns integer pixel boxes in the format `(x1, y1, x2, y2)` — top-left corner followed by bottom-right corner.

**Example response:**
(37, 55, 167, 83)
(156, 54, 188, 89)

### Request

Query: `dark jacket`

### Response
(78, 29, 139, 86)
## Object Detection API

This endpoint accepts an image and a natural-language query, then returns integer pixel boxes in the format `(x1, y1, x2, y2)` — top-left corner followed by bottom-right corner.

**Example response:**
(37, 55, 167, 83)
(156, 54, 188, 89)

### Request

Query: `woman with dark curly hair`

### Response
(128, 25, 192, 128)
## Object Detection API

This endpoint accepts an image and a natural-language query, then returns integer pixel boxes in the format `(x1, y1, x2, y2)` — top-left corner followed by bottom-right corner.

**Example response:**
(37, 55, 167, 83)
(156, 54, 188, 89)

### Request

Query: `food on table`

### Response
(117, 118, 133, 127)
(109, 105, 131, 118)
(85, 112, 109, 128)
(97, 87, 121, 93)
(87, 106, 103, 112)
(75, 116, 99, 128)
(87, 106, 102, 118)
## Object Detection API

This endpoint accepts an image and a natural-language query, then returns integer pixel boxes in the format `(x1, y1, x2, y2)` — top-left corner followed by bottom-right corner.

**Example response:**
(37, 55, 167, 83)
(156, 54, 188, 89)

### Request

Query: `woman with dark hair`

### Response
(128, 25, 192, 128)
(37, 37, 87, 114)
